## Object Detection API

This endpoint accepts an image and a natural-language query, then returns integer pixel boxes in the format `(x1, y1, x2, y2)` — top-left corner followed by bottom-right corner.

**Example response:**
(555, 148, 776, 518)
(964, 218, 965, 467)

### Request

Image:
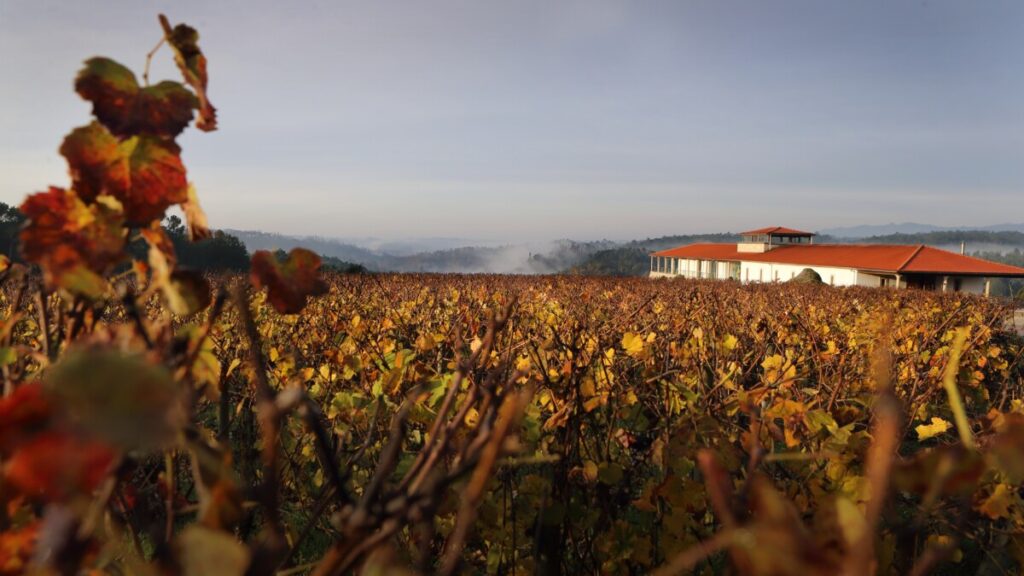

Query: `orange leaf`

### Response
(19, 187, 126, 297)
(4, 432, 116, 502)
(0, 521, 39, 576)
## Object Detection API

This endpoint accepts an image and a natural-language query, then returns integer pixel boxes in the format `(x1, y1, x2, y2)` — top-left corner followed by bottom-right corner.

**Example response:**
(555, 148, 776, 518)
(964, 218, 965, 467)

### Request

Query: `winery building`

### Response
(649, 226, 1024, 295)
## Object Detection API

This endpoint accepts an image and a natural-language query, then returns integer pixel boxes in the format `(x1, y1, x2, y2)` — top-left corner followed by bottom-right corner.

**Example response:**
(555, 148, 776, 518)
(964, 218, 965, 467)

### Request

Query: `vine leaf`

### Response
(44, 347, 187, 451)
(4, 432, 116, 502)
(0, 523, 37, 574)
(75, 57, 197, 139)
(60, 123, 189, 225)
(177, 526, 249, 575)
(141, 225, 211, 316)
(19, 187, 126, 298)
(160, 14, 217, 132)
(915, 417, 952, 441)
(0, 383, 53, 453)
(182, 183, 211, 240)
(117, 135, 189, 223)
(59, 121, 127, 202)
(167, 271, 213, 316)
(250, 248, 328, 314)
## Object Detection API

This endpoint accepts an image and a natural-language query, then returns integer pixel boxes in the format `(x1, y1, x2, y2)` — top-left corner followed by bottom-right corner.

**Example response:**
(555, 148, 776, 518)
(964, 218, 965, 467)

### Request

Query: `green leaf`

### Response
(0, 347, 16, 368)
(44, 347, 186, 451)
(598, 463, 624, 485)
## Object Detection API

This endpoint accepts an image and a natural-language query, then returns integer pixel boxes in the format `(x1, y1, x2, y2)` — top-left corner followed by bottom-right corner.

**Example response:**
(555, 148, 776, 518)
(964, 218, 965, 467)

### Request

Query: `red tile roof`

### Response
(739, 226, 815, 236)
(651, 243, 1024, 276)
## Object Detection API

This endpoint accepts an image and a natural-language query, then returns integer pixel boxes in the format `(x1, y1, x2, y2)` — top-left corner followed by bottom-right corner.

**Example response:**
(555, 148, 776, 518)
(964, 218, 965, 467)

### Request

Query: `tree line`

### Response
(0, 202, 367, 273)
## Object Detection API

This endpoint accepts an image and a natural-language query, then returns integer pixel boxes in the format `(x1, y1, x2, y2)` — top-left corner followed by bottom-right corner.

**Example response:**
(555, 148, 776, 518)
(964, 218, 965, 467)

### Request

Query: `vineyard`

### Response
(3, 14, 1024, 576)
(3, 270, 1024, 574)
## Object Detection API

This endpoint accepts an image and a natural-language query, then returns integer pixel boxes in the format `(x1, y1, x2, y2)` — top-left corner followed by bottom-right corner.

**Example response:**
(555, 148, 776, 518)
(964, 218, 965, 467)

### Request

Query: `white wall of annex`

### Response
(740, 262, 859, 286)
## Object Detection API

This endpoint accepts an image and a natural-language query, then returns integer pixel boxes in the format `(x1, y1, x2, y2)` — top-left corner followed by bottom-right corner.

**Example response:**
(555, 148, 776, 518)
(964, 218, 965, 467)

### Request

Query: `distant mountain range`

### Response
(224, 225, 1024, 277)
(224, 229, 619, 274)
(819, 222, 1024, 238)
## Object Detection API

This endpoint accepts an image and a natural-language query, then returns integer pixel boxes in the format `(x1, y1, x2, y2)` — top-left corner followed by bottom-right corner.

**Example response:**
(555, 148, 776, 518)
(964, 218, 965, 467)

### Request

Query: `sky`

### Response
(1, 0, 1022, 243)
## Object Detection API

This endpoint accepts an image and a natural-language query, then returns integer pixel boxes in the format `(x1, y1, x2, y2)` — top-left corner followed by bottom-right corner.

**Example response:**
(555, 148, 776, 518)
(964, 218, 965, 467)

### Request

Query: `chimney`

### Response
(960, 241, 965, 255)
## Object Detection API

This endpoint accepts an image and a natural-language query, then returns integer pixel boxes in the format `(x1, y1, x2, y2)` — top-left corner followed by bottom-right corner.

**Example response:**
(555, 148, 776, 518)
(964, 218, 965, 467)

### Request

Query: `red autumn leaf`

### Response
(4, 431, 116, 502)
(250, 248, 329, 314)
(19, 187, 126, 298)
(74, 57, 197, 139)
(60, 123, 188, 225)
(160, 15, 217, 132)
(0, 383, 52, 454)
(119, 136, 189, 224)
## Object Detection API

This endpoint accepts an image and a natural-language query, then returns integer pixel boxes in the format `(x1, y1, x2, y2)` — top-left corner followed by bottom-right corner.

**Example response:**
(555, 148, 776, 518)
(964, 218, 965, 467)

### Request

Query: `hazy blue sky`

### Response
(2, 1, 1022, 241)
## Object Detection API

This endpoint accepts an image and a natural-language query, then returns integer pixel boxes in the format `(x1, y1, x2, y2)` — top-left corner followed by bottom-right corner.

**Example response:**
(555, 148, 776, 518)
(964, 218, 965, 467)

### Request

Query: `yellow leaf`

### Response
(722, 334, 738, 351)
(580, 378, 596, 398)
(915, 417, 952, 441)
(925, 534, 963, 563)
(979, 483, 1015, 519)
(583, 396, 604, 412)
(621, 332, 644, 357)
(583, 460, 598, 483)
(515, 356, 531, 372)
(761, 354, 784, 371)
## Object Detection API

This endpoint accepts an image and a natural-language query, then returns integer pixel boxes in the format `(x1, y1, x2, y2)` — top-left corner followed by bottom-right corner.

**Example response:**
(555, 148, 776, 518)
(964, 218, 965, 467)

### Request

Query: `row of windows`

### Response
(740, 234, 812, 245)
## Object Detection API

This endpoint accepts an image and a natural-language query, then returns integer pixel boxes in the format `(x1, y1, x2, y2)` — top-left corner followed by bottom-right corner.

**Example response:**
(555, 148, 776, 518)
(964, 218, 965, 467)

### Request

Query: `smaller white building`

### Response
(650, 226, 1024, 295)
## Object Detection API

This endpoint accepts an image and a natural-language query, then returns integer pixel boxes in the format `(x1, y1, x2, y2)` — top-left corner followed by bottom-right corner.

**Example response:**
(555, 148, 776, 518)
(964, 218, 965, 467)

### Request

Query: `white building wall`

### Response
(739, 262, 859, 286)
(649, 257, 993, 295)
(941, 276, 986, 294)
